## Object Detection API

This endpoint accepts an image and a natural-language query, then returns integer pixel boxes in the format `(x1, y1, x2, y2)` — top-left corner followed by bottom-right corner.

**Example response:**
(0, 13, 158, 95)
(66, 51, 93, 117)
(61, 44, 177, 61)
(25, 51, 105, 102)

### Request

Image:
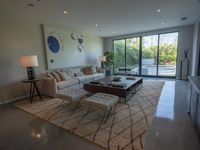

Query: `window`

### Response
(113, 32, 178, 77)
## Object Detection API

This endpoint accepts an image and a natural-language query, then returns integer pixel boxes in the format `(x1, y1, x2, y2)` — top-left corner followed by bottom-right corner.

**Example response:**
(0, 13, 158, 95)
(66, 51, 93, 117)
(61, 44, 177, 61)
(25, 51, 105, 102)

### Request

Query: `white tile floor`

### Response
(144, 80, 200, 150)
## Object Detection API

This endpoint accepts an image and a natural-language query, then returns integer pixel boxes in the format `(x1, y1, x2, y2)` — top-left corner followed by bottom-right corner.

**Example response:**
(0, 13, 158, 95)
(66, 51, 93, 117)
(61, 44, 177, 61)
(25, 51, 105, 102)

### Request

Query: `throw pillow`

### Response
(51, 71, 61, 82)
(47, 73, 54, 79)
(83, 66, 93, 75)
(65, 69, 74, 77)
(56, 71, 65, 81)
(60, 70, 72, 80)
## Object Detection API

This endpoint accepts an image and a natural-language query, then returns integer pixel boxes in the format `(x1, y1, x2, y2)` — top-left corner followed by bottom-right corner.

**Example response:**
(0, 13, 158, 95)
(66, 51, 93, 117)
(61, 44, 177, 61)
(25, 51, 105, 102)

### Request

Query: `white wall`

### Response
(104, 25, 194, 79)
(191, 21, 200, 76)
(0, 11, 103, 104)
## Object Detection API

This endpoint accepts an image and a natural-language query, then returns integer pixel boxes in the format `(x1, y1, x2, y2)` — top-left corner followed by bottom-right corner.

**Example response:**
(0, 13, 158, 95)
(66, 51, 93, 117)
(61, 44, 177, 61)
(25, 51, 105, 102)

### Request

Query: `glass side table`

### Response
(22, 78, 43, 103)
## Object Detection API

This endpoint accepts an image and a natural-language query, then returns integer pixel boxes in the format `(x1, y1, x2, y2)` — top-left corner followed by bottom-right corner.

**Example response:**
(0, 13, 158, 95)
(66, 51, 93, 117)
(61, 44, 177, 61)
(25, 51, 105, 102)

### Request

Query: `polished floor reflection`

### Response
(0, 105, 103, 150)
(0, 80, 199, 150)
(144, 80, 200, 150)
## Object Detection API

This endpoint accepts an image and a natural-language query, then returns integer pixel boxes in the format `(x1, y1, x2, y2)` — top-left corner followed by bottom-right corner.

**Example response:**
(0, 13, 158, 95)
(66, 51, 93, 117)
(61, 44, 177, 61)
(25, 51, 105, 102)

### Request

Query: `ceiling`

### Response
(0, 0, 200, 37)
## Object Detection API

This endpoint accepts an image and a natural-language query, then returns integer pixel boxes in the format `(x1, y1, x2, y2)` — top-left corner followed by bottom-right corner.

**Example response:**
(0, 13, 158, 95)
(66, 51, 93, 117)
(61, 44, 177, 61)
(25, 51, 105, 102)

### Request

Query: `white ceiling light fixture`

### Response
(95, 24, 98, 27)
(157, 9, 161, 12)
(161, 22, 165, 25)
(2, 0, 200, 37)
(64, 10, 68, 14)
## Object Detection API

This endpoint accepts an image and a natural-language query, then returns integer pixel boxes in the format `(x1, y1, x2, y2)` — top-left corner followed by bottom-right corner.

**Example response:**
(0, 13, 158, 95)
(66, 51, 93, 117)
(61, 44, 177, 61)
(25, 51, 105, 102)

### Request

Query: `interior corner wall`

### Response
(103, 25, 194, 79)
(0, 11, 103, 104)
(191, 21, 200, 76)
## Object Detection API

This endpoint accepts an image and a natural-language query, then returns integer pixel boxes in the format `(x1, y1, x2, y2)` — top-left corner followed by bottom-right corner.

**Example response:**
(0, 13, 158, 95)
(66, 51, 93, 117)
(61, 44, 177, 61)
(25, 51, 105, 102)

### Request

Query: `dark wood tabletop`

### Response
(84, 76, 143, 102)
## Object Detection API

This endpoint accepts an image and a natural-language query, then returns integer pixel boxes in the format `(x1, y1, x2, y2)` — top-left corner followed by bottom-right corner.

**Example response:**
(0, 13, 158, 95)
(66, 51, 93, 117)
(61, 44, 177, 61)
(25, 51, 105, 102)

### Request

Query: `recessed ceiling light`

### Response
(157, 9, 161, 12)
(95, 24, 98, 27)
(64, 10, 68, 14)
(27, 3, 35, 7)
(161, 22, 165, 25)
(181, 17, 187, 21)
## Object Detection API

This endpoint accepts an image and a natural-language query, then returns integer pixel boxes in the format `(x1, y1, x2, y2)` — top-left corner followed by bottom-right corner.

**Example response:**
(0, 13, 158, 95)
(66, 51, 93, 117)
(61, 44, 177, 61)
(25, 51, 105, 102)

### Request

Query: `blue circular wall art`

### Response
(47, 36, 60, 53)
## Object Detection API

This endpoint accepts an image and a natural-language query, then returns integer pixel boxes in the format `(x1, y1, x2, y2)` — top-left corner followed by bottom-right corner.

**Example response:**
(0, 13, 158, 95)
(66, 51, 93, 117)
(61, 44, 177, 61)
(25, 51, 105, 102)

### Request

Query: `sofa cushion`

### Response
(92, 73, 105, 80)
(64, 69, 74, 77)
(56, 70, 71, 81)
(51, 71, 61, 82)
(75, 75, 94, 83)
(46, 72, 54, 78)
(57, 78, 79, 90)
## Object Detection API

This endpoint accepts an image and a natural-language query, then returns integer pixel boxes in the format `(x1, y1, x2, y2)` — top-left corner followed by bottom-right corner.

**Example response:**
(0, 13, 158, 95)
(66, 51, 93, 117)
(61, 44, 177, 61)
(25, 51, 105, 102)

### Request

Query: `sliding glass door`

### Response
(113, 32, 178, 77)
(113, 39, 125, 74)
(126, 37, 140, 75)
(142, 35, 158, 76)
(158, 32, 178, 76)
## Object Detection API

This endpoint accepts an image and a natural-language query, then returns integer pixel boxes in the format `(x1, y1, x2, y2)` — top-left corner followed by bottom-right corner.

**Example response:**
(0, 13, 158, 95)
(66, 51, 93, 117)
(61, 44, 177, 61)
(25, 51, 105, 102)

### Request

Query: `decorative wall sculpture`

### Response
(71, 33, 84, 52)
(43, 25, 85, 69)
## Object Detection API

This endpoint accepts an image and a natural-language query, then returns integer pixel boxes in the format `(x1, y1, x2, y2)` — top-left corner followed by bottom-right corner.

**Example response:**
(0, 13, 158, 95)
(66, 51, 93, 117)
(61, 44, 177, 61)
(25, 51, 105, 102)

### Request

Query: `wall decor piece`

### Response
(47, 35, 62, 53)
(43, 25, 86, 69)
(180, 48, 190, 80)
(71, 33, 77, 40)
(71, 32, 84, 52)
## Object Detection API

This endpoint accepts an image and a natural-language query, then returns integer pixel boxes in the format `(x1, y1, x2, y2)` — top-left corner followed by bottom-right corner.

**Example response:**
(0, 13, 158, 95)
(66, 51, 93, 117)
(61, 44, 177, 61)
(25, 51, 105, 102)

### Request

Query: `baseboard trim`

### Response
(0, 96, 26, 106)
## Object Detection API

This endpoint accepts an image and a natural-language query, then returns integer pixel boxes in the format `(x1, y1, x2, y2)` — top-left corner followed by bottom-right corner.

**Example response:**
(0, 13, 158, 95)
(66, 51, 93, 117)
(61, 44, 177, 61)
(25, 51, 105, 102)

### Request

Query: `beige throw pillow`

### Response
(47, 73, 54, 78)
(51, 72, 61, 82)
(60, 70, 71, 80)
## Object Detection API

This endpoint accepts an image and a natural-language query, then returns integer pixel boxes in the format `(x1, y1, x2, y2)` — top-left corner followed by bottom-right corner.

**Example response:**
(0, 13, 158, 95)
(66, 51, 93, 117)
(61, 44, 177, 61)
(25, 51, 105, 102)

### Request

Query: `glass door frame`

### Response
(112, 31, 179, 78)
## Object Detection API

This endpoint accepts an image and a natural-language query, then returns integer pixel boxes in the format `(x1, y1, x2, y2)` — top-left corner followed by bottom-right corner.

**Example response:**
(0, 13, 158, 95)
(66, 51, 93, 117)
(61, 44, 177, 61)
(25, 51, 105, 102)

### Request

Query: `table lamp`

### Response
(98, 56, 106, 68)
(20, 55, 38, 80)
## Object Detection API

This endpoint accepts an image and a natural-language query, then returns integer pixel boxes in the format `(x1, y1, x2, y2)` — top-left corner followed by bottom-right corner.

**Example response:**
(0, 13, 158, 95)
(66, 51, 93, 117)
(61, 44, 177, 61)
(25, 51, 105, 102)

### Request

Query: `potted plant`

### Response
(104, 51, 114, 76)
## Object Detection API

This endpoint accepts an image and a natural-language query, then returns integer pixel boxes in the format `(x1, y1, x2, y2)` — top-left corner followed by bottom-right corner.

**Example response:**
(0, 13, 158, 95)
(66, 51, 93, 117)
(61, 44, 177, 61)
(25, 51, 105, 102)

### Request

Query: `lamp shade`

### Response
(98, 56, 106, 62)
(20, 55, 38, 67)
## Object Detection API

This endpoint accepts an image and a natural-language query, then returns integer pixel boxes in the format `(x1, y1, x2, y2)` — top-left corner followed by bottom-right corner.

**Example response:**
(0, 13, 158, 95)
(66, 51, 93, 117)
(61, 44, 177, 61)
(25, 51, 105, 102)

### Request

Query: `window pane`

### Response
(113, 39, 125, 74)
(126, 37, 140, 75)
(158, 32, 178, 76)
(142, 35, 158, 75)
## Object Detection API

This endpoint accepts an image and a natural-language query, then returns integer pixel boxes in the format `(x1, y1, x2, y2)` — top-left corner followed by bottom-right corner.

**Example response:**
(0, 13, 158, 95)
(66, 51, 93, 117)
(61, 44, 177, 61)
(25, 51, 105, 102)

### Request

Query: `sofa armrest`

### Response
(42, 77, 57, 97)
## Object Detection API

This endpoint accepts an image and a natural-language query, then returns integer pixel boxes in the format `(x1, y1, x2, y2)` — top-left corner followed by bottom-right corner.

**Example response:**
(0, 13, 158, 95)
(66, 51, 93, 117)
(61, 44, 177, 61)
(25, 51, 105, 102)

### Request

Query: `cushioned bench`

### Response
(81, 93, 119, 122)
(57, 88, 89, 102)
(57, 88, 89, 110)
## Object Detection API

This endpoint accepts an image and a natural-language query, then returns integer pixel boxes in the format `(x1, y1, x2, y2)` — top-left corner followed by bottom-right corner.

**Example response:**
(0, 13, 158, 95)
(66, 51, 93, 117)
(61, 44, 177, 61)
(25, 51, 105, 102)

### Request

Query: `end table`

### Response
(22, 78, 43, 103)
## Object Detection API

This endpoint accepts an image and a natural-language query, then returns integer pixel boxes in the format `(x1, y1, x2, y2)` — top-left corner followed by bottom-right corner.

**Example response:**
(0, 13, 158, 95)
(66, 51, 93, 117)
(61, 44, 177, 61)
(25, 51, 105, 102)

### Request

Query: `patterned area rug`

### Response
(15, 80, 164, 150)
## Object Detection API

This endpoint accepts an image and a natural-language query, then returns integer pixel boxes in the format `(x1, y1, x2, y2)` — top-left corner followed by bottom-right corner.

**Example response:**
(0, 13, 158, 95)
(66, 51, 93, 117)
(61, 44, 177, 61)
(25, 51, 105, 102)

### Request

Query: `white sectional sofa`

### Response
(42, 66, 105, 97)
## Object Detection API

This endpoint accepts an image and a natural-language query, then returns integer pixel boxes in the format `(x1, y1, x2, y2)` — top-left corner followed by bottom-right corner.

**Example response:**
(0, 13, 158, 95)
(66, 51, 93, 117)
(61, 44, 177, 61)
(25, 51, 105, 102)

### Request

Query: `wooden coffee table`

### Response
(83, 76, 143, 102)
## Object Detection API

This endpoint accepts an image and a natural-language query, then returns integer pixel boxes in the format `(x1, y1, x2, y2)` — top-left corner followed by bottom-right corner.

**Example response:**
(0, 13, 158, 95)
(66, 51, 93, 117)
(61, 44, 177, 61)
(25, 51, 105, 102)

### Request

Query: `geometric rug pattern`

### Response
(15, 80, 164, 150)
